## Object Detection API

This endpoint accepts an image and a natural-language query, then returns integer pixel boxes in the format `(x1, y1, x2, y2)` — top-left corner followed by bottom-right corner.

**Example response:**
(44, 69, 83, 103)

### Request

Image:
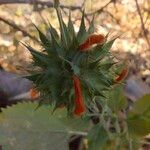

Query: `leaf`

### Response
(61, 21, 72, 49)
(23, 44, 50, 67)
(89, 45, 107, 63)
(68, 11, 76, 39)
(129, 94, 150, 115)
(87, 124, 108, 150)
(127, 115, 150, 136)
(34, 24, 51, 48)
(82, 71, 112, 93)
(88, 15, 95, 34)
(55, 7, 71, 49)
(108, 84, 127, 113)
(49, 23, 59, 40)
(89, 38, 116, 63)
(103, 39, 116, 52)
(98, 62, 116, 71)
(0, 102, 89, 150)
(77, 11, 88, 44)
(50, 27, 64, 56)
(26, 73, 43, 83)
(127, 94, 150, 136)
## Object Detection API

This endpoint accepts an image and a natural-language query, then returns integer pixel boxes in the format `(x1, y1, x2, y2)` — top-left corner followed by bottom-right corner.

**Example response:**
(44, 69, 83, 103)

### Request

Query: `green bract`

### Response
(24, 1, 117, 114)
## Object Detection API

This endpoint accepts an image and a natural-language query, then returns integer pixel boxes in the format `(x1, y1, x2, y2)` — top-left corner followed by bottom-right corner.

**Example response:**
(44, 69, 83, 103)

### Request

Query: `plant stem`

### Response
(126, 127, 133, 150)
(124, 121, 133, 150)
(115, 116, 121, 150)
(51, 130, 88, 136)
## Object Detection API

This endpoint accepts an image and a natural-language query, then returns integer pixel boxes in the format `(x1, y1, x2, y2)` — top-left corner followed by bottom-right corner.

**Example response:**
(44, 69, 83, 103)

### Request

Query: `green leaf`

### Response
(88, 15, 95, 34)
(127, 94, 150, 136)
(49, 23, 59, 40)
(77, 11, 88, 44)
(61, 21, 72, 48)
(82, 71, 112, 91)
(70, 62, 80, 75)
(89, 45, 107, 63)
(87, 124, 108, 150)
(68, 11, 76, 39)
(127, 115, 150, 136)
(23, 44, 50, 67)
(50, 27, 64, 56)
(0, 102, 89, 150)
(103, 39, 116, 52)
(98, 62, 116, 71)
(108, 84, 127, 113)
(34, 24, 51, 47)
(89, 38, 116, 63)
(55, 7, 71, 49)
(129, 94, 150, 115)
(26, 73, 43, 83)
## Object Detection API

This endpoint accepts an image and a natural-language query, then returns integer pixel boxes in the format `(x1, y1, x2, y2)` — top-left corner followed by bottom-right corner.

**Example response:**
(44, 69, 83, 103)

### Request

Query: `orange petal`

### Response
(115, 67, 128, 82)
(74, 97, 85, 115)
(79, 34, 105, 51)
(30, 88, 40, 100)
(72, 75, 85, 116)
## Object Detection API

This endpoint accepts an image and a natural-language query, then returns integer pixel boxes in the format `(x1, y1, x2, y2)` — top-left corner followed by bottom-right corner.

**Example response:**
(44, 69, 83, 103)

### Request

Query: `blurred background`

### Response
(0, 0, 149, 102)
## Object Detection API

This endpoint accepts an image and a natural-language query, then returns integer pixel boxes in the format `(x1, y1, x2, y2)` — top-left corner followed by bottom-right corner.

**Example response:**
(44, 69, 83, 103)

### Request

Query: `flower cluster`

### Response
(25, 1, 127, 116)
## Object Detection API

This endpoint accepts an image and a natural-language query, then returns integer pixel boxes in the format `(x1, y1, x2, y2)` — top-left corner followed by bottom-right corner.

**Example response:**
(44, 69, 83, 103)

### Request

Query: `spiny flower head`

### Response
(24, 1, 121, 116)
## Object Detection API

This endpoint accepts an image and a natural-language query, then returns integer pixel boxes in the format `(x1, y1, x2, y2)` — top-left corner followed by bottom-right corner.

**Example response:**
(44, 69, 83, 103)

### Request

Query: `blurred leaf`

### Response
(127, 115, 150, 136)
(87, 124, 108, 150)
(0, 102, 89, 150)
(129, 94, 150, 115)
(127, 94, 150, 136)
(108, 85, 127, 113)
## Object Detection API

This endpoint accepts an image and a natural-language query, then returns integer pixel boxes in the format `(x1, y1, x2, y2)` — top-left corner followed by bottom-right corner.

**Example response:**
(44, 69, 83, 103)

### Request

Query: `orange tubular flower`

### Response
(79, 34, 105, 51)
(30, 88, 40, 100)
(115, 66, 129, 83)
(72, 75, 85, 116)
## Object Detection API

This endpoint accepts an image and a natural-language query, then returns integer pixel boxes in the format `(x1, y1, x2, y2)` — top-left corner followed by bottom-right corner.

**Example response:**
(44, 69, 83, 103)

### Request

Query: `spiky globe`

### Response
(25, 1, 118, 116)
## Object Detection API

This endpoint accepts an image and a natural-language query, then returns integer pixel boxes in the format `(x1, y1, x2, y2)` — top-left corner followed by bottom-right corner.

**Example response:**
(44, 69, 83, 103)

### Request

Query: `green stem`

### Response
(125, 124, 133, 150)
(122, 115, 133, 150)
(115, 116, 121, 150)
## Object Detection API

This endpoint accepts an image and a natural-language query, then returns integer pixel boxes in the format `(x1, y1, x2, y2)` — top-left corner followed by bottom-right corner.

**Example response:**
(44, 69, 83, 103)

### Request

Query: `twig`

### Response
(0, 16, 39, 43)
(0, 0, 81, 10)
(104, 10, 120, 24)
(134, 0, 150, 50)
(81, 0, 87, 8)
